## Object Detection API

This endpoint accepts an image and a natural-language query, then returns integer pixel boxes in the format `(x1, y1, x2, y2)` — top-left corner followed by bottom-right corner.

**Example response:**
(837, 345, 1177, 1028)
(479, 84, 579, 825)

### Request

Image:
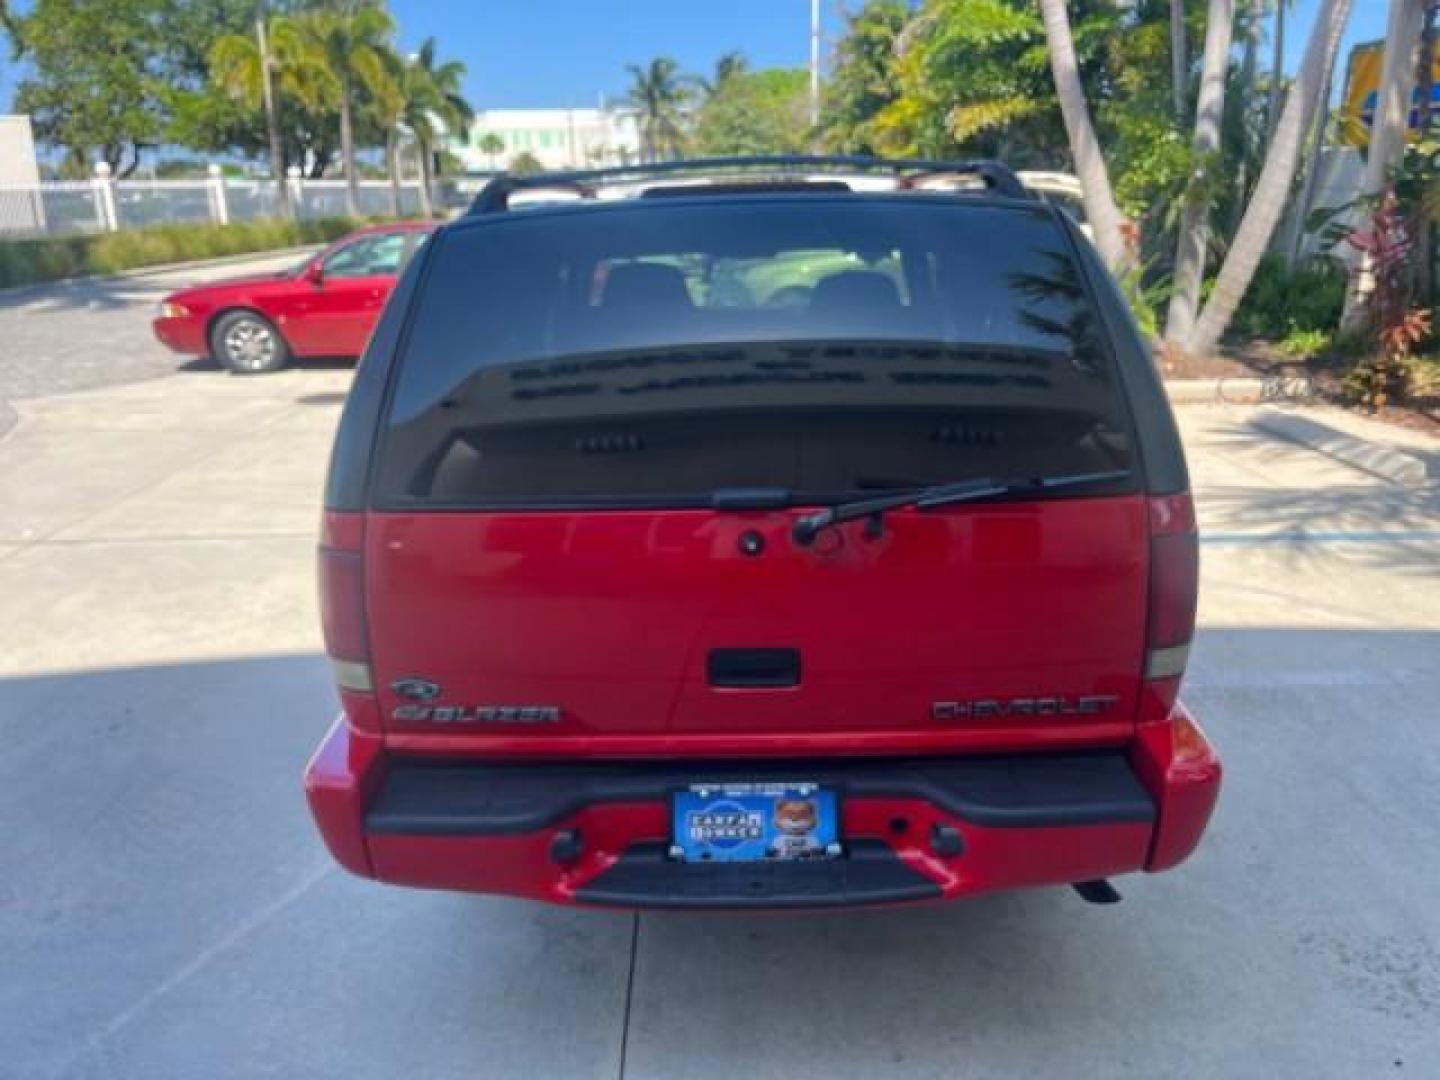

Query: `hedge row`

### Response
(0, 217, 367, 290)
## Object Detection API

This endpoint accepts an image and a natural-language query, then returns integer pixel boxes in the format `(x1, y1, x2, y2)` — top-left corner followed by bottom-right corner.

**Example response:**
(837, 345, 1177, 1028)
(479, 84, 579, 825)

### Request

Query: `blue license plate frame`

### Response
(671, 782, 839, 863)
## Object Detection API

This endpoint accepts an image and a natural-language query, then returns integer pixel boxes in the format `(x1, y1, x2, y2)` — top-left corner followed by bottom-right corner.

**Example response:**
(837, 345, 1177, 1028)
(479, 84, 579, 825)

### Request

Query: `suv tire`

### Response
(211, 310, 289, 375)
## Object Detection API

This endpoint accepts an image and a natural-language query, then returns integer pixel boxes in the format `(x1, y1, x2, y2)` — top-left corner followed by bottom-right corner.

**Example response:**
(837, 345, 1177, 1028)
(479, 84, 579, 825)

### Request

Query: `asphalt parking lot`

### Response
(2, 255, 1439, 1079)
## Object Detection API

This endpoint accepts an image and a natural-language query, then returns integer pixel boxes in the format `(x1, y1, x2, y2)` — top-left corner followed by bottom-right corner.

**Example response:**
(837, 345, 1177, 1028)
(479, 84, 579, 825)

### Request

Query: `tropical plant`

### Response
(478, 131, 505, 169)
(1345, 192, 1432, 409)
(820, 0, 908, 155)
(1185, 0, 1355, 356)
(622, 57, 694, 161)
(404, 36, 473, 216)
(508, 151, 544, 175)
(703, 50, 749, 98)
(291, 1, 397, 218)
(1037, 0, 1133, 274)
(210, 16, 328, 217)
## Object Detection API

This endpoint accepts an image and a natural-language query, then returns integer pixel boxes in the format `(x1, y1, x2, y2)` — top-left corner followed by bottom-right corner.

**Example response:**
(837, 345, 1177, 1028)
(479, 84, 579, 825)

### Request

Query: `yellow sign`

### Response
(1340, 39, 1440, 147)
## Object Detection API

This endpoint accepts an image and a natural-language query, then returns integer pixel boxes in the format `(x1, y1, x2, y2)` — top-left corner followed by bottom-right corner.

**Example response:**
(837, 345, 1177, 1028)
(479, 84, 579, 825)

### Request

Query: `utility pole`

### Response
(809, 0, 821, 129)
(256, 9, 292, 219)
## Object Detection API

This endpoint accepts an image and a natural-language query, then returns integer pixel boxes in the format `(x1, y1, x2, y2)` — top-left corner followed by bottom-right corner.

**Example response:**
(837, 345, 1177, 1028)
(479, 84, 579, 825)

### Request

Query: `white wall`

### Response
(0, 116, 42, 186)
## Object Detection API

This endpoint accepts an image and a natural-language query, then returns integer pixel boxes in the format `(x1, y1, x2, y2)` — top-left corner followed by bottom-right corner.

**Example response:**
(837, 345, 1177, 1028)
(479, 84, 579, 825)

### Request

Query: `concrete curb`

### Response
(1251, 406, 1430, 486)
(0, 245, 324, 299)
(1164, 375, 1318, 404)
(1166, 377, 1262, 403)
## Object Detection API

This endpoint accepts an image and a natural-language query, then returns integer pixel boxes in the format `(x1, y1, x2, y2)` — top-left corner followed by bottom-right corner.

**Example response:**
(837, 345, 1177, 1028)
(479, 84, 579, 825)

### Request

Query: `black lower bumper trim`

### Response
(576, 840, 940, 909)
(365, 750, 1155, 836)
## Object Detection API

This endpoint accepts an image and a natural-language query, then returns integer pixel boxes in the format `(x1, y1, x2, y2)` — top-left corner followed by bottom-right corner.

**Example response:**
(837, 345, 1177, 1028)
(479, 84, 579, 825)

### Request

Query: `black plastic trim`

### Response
(323, 233, 436, 511)
(1057, 213, 1190, 497)
(364, 751, 1155, 836)
(575, 839, 940, 909)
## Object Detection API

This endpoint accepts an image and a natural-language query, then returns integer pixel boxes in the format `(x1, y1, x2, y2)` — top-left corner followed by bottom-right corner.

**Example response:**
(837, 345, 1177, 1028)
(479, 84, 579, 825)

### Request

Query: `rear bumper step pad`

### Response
(365, 750, 1156, 836)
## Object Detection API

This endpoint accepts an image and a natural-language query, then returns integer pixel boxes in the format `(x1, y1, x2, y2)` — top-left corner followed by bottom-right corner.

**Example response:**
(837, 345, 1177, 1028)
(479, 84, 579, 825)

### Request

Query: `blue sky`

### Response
(0, 0, 1395, 118)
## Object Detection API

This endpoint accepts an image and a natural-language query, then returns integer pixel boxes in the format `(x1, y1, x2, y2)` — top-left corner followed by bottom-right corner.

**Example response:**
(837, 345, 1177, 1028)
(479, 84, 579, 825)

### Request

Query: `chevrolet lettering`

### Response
(931, 695, 1121, 721)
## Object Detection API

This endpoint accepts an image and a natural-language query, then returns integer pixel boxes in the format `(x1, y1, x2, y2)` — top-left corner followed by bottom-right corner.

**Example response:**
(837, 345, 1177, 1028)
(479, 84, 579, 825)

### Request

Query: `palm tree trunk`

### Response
(1186, 0, 1355, 357)
(339, 85, 360, 218)
(1282, 59, 1334, 268)
(1037, 0, 1134, 275)
(1265, 0, 1287, 149)
(1171, 0, 1189, 119)
(1342, 0, 1426, 328)
(1164, 0, 1236, 346)
(256, 16, 291, 219)
(386, 128, 401, 218)
(1415, 5, 1435, 303)
(416, 137, 435, 218)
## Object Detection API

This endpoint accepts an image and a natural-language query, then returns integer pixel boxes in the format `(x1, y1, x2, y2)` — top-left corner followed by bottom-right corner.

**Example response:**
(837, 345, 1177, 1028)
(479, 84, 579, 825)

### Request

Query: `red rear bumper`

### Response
(304, 711, 1220, 909)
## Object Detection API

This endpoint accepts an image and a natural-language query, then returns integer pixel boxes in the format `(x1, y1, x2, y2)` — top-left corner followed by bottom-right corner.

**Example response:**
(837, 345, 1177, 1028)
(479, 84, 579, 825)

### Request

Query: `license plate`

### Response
(671, 783, 839, 863)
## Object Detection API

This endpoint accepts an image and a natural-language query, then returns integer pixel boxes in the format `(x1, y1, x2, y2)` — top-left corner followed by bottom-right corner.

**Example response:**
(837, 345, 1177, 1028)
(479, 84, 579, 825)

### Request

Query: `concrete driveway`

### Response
(1, 266, 1438, 1078)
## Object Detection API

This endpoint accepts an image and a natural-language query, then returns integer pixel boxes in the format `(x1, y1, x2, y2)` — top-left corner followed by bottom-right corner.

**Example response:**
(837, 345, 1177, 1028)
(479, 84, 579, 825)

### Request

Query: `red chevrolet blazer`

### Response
(305, 157, 1220, 910)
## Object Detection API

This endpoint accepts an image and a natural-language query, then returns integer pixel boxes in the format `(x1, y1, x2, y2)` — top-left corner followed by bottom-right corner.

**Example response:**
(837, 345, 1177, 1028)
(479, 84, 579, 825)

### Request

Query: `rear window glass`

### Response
(375, 198, 1131, 508)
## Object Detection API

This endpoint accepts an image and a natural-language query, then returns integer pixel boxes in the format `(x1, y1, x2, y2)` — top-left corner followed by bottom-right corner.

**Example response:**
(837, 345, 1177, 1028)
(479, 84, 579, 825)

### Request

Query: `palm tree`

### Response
(406, 37, 473, 215)
(292, 2, 396, 218)
(622, 57, 693, 162)
(367, 46, 410, 217)
(1186, 0, 1355, 356)
(479, 131, 505, 170)
(211, 15, 323, 218)
(1265, 0, 1289, 148)
(1036, 0, 1133, 275)
(1170, 0, 1189, 119)
(704, 50, 748, 98)
(1164, 0, 1236, 344)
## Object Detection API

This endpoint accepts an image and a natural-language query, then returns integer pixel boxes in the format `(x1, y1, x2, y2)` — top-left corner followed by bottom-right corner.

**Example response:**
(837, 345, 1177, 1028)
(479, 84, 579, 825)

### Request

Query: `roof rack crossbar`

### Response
(467, 155, 1029, 213)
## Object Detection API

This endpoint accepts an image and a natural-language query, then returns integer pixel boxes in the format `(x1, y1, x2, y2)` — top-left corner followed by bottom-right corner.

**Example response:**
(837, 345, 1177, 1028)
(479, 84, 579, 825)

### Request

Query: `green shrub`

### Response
(1276, 328, 1333, 359)
(0, 217, 367, 289)
(1233, 253, 1346, 339)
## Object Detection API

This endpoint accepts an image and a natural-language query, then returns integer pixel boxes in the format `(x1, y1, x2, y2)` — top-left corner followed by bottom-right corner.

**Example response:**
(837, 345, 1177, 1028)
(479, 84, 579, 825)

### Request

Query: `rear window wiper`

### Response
(791, 469, 1132, 547)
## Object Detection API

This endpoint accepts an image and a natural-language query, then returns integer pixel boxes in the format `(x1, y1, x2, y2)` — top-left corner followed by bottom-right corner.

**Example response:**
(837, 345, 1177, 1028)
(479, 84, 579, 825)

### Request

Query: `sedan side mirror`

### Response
(304, 260, 325, 287)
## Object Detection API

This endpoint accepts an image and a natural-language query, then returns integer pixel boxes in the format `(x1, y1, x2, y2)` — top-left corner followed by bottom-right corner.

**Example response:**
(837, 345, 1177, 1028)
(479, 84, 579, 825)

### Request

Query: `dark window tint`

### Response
(375, 199, 1131, 508)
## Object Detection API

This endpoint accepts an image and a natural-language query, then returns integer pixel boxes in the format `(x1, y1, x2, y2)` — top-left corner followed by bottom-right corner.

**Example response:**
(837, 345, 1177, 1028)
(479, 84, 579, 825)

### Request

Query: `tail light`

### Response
(1143, 493, 1199, 716)
(319, 511, 380, 732)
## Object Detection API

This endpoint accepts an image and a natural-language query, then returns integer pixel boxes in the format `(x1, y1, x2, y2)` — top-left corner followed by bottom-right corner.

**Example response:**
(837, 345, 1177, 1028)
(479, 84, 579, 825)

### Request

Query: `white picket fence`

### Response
(0, 166, 428, 239)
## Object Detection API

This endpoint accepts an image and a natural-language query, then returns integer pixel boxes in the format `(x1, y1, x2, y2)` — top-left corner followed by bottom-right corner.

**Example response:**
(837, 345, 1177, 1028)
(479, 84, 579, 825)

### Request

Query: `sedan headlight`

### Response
(157, 301, 189, 319)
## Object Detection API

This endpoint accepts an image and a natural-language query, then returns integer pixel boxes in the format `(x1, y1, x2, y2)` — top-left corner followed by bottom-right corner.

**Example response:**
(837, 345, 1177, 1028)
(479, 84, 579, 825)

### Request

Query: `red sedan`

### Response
(152, 221, 435, 374)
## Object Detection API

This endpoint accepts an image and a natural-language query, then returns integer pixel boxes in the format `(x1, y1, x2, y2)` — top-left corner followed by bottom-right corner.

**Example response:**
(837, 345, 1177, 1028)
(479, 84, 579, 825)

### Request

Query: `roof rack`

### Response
(466, 155, 1030, 214)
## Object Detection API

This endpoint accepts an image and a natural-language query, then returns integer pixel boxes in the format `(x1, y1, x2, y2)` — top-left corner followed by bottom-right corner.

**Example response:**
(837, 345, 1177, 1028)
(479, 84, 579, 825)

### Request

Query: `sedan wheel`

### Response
(212, 311, 288, 375)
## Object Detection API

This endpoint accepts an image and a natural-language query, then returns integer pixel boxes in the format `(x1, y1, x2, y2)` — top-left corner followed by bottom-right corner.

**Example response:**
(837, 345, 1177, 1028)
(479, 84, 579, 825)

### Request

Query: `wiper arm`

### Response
(791, 469, 1131, 547)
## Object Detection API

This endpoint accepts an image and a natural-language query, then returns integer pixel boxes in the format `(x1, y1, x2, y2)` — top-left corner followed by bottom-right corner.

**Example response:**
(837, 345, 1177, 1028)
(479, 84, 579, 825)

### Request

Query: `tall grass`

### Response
(0, 218, 366, 289)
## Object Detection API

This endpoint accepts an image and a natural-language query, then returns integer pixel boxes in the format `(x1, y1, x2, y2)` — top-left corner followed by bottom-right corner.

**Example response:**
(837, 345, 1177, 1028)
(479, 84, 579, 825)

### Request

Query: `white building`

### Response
(452, 108, 643, 173)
